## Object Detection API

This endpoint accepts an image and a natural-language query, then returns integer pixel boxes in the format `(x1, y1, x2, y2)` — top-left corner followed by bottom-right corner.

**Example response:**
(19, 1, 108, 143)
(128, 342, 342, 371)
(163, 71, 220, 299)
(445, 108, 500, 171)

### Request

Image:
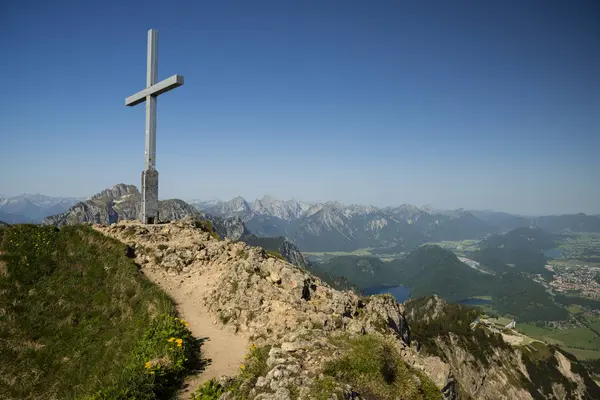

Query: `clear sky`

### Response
(0, 0, 598, 215)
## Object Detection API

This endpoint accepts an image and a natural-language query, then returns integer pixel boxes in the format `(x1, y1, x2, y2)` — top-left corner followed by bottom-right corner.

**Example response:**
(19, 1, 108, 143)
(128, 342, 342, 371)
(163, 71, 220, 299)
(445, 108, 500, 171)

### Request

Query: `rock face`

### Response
(404, 296, 599, 400)
(89, 183, 138, 201)
(42, 184, 141, 226)
(241, 234, 311, 270)
(43, 184, 201, 227)
(93, 218, 599, 400)
(201, 212, 249, 242)
(42, 184, 243, 239)
(278, 238, 310, 270)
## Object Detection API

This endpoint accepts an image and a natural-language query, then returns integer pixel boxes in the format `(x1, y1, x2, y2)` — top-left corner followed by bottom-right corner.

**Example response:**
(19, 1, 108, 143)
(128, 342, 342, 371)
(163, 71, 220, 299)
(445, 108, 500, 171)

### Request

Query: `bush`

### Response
(87, 314, 195, 399)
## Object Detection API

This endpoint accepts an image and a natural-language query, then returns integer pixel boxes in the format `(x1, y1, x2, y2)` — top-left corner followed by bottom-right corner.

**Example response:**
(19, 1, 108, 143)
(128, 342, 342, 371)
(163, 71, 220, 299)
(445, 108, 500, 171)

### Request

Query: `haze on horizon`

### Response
(0, 0, 598, 216)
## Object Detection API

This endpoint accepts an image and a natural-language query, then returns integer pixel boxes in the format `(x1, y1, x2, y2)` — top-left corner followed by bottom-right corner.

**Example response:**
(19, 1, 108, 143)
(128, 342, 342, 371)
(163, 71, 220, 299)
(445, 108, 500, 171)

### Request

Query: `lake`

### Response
(363, 285, 493, 307)
(363, 285, 410, 303)
(459, 298, 493, 305)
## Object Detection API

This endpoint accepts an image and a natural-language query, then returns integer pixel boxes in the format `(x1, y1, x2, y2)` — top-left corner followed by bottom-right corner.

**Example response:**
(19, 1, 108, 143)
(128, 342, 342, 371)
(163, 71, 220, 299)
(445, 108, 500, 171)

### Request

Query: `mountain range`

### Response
(193, 196, 600, 252)
(3, 188, 599, 255)
(0, 194, 82, 224)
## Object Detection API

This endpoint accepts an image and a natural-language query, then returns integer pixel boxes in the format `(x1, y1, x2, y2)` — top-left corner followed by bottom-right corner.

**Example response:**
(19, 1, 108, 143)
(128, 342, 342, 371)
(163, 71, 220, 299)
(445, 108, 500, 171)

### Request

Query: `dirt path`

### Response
(141, 268, 249, 399)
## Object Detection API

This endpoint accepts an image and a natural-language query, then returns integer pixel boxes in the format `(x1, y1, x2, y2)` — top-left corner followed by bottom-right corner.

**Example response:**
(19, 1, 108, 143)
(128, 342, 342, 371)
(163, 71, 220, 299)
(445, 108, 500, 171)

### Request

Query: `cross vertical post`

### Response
(146, 29, 158, 170)
(126, 28, 184, 224)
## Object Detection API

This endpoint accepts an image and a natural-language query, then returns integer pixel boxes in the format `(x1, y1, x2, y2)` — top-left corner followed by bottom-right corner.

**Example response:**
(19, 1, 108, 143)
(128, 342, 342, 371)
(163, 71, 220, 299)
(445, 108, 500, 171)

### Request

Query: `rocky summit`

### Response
(42, 183, 248, 240)
(41, 184, 316, 272)
(94, 217, 598, 400)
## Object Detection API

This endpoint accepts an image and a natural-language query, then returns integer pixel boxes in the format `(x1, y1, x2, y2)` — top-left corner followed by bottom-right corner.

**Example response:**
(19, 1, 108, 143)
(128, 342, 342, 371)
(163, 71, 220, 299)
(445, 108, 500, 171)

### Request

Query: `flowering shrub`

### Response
(88, 313, 195, 399)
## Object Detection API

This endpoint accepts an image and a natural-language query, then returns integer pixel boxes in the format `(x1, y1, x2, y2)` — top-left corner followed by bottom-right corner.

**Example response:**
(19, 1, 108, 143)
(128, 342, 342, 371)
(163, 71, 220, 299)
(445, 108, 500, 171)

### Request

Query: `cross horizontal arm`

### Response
(125, 74, 184, 106)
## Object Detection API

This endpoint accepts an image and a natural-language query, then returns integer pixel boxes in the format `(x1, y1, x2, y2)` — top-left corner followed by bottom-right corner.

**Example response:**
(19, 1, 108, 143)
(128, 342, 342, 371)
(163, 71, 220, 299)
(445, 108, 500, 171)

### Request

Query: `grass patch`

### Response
(0, 224, 196, 399)
(563, 348, 600, 361)
(191, 219, 222, 241)
(191, 379, 226, 399)
(266, 250, 285, 260)
(238, 343, 271, 387)
(320, 335, 441, 400)
(191, 343, 272, 399)
(518, 322, 600, 353)
(310, 376, 342, 400)
(236, 248, 249, 259)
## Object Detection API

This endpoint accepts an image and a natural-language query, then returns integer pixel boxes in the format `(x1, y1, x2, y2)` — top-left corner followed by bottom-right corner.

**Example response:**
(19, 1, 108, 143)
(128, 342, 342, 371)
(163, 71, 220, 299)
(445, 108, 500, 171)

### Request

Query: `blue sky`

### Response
(0, 0, 598, 215)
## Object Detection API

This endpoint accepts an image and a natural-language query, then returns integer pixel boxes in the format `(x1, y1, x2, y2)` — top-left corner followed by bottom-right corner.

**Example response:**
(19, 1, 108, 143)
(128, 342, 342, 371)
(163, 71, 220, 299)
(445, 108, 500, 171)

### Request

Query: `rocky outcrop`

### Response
(201, 212, 249, 241)
(93, 218, 599, 400)
(241, 234, 311, 270)
(42, 185, 313, 271)
(43, 184, 202, 227)
(43, 199, 121, 226)
(43, 184, 141, 226)
(404, 296, 598, 400)
(279, 238, 310, 270)
(89, 183, 138, 201)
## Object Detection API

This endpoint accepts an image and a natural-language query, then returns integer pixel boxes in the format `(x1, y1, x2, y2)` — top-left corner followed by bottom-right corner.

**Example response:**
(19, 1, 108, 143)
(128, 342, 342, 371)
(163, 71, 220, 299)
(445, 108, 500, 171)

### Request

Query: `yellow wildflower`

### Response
(145, 361, 152, 369)
(239, 365, 245, 370)
(168, 337, 175, 343)
(176, 338, 183, 347)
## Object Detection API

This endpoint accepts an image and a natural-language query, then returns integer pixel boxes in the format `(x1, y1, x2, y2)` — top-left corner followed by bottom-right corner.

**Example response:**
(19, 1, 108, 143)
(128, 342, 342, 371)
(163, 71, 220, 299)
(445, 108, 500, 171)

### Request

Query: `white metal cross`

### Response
(125, 29, 184, 170)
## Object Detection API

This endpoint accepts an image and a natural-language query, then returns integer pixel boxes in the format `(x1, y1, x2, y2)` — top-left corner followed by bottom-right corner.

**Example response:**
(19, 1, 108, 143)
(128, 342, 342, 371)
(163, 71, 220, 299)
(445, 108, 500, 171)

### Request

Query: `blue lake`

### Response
(363, 285, 411, 303)
(458, 298, 493, 306)
(363, 285, 493, 307)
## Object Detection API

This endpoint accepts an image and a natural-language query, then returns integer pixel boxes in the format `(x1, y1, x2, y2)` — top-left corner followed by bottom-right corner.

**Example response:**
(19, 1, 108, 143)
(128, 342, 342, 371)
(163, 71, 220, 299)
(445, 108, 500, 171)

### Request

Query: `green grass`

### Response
(568, 304, 584, 314)
(0, 224, 196, 399)
(318, 334, 442, 400)
(192, 343, 272, 399)
(191, 379, 226, 399)
(190, 219, 222, 241)
(265, 250, 285, 260)
(518, 322, 600, 356)
(563, 348, 600, 361)
(588, 316, 600, 332)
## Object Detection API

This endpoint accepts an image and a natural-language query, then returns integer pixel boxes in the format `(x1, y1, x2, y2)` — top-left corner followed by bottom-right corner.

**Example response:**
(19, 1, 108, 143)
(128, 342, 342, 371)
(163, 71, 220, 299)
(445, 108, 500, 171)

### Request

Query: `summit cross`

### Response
(125, 29, 184, 224)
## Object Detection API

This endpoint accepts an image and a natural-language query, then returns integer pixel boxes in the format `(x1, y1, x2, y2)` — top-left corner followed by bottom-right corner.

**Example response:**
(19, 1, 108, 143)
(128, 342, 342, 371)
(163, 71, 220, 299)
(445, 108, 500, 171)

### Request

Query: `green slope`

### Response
(0, 224, 196, 400)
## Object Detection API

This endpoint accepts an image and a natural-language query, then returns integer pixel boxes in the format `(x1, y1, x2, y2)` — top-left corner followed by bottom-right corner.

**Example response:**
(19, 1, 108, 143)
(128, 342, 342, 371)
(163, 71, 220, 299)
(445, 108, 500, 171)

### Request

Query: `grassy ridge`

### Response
(0, 224, 195, 399)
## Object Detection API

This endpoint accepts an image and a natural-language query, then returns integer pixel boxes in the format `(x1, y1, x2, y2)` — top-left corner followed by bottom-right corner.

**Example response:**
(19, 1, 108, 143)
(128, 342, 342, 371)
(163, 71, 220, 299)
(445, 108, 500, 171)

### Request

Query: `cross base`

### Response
(141, 169, 159, 224)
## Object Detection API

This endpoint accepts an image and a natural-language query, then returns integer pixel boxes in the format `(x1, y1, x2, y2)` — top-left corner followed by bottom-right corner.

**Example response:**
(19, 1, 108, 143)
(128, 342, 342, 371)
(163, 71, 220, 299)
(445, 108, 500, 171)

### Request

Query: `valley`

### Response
(301, 226, 600, 369)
